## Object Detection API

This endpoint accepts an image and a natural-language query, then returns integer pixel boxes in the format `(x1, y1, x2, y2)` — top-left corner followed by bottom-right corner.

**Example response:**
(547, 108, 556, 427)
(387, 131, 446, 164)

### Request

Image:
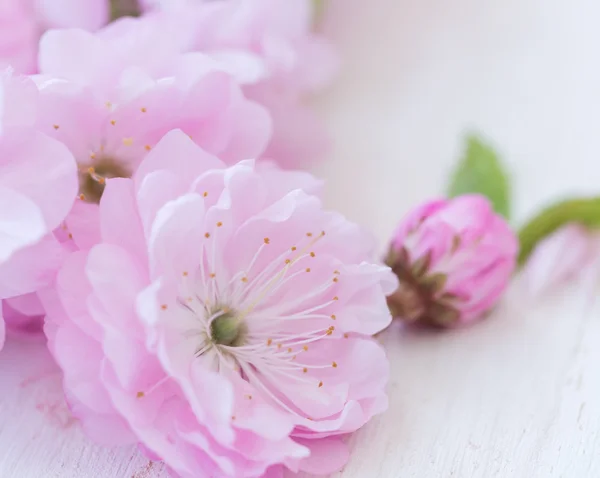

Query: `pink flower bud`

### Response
(385, 195, 518, 327)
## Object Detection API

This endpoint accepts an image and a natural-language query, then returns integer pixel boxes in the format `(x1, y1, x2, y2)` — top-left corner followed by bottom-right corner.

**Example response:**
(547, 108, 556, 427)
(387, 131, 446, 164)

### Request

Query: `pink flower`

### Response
(523, 223, 599, 296)
(43, 130, 395, 477)
(385, 195, 518, 327)
(0, 69, 78, 346)
(0, 0, 109, 74)
(127, 0, 338, 167)
(35, 27, 270, 248)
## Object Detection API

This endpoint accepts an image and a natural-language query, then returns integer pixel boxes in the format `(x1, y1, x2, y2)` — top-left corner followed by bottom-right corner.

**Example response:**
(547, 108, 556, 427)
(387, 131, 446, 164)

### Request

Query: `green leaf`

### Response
(447, 134, 511, 219)
(517, 197, 600, 266)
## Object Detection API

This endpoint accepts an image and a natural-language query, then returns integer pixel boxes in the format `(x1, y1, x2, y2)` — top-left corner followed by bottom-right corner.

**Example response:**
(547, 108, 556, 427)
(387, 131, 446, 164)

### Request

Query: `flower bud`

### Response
(385, 195, 518, 327)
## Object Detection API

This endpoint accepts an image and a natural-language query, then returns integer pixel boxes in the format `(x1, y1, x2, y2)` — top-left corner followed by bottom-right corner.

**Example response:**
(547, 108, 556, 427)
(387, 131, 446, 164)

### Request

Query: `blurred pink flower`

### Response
(43, 130, 395, 476)
(36, 28, 271, 248)
(0, 0, 109, 73)
(128, 0, 338, 167)
(0, 69, 78, 346)
(522, 223, 599, 297)
(385, 195, 518, 327)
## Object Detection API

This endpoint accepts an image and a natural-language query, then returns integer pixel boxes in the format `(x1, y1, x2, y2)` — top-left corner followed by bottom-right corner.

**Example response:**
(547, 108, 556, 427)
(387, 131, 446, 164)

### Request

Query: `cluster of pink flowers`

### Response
(0, 2, 402, 477)
(0, 1, 526, 476)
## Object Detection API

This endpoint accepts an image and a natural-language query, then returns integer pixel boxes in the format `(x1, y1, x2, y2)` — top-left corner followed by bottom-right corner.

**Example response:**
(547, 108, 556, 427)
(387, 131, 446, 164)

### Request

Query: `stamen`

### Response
(136, 375, 171, 398)
(122, 137, 133, 146)
(53, 124, 60, 130)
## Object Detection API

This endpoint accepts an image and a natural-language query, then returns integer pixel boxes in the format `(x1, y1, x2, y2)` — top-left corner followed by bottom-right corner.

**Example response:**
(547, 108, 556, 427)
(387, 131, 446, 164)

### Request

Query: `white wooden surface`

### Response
(2, 0, 600, 476)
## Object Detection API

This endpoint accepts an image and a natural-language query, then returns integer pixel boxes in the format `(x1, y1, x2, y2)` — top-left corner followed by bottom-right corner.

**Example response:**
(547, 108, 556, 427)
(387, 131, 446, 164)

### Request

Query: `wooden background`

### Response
(2, 0, 600, 476)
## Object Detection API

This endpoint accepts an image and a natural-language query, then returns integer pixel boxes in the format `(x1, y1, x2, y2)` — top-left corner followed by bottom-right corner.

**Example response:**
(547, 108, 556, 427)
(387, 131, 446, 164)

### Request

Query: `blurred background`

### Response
(314, 0, 600, 246)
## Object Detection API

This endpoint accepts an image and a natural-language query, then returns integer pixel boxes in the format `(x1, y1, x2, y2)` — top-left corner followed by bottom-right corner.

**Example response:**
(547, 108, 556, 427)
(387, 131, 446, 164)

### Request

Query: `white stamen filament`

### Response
(167, 229, 339, 414)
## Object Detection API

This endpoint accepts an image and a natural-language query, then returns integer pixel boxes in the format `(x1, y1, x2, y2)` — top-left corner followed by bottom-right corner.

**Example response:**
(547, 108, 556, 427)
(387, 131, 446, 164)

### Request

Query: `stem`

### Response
(517, 197, 600, 266)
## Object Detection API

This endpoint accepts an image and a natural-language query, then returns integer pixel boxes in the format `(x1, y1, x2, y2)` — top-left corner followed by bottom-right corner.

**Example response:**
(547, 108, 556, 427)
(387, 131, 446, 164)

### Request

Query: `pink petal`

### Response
(0, 186, 46, 263)
(39, 29, 111, 86)
(36, 0, 109, 30)
(295, 436, 350, 475)
(135, 130, 224, 189)
(0, 132, 77, 231)
(524, 223, 596, 296)
(100, 178, 146, 259)
(0, 71, 39, 130)
(86, 244, 147, 334)
(0, 234, 67, 299)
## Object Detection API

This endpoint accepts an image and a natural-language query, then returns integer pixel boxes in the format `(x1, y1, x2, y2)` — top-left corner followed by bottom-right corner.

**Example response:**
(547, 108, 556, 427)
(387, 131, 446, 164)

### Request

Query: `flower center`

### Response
(78, 156, 131, 204)
(138, 229, 349, 414)
(209, 308, 247, 347)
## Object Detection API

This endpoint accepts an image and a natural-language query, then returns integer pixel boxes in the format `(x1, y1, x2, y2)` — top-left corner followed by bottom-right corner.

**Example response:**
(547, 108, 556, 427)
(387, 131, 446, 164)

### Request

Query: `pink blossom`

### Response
(35, 27, 270, 248)
(0, 69, 78, 346)
(121, 0, 339, 167)
(385, 195, 518, 327)
(0, 0, 109, 74)
(523, 223, 599, 296)
(43, 130, 395, 476)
